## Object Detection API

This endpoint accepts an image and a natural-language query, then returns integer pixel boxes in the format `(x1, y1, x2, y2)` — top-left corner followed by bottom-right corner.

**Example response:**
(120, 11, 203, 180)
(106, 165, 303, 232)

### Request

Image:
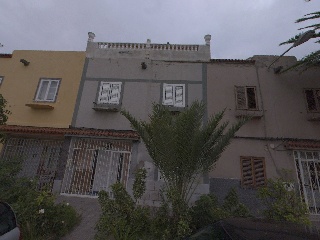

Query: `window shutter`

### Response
(305, 90, 317, 111)
(98, 82, 111, 104)
(163, 85, 174, 105)
(174, 86, 185, 107)
(253, 158, 265, 187)
(109, 83, 121, 104)
(241, 157, 254, 187)
(236, 86, 247, 109)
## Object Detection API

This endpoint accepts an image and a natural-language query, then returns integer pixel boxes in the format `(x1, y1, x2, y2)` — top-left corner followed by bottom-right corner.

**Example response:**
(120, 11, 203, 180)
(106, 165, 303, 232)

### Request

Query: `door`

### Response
(294, 151, 320, 214)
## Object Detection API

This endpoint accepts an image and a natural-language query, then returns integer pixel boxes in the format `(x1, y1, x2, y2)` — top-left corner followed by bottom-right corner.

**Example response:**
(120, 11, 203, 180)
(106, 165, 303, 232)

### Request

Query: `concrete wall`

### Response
(207, 56, 320, 179)
(86, 35, 211, 61)
(0, 50, 85, 128)
(73, 58, 204, 129)
(71, 56, 208, 204)
(206, 56, 320, 214)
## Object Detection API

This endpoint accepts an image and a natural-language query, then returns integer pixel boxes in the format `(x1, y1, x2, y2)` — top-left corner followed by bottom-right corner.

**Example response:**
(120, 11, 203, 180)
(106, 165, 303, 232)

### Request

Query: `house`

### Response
(59, 33, 212, 205)
(0, 50, 85, 189)
(207, 55, 320, 216)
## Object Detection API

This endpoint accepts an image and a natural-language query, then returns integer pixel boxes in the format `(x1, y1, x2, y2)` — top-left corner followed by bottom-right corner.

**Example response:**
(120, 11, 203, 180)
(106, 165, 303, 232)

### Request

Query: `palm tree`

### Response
(280, 11, 320, 72)
(121, 101, 247, 205)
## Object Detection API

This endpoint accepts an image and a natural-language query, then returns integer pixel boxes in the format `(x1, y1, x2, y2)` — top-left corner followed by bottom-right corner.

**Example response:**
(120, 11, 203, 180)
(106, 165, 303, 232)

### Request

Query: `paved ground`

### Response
(56, 195, 101, 240)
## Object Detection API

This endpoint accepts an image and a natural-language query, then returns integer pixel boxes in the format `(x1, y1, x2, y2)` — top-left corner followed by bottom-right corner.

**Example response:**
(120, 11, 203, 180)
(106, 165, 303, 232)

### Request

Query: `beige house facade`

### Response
(207, 55, 320, 216)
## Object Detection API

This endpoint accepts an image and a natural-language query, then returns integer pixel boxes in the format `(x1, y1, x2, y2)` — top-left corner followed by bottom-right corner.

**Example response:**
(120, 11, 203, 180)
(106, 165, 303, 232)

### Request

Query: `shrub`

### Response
(257, 178, 310, 226)
(95, 168, 150, 240)
(190, 188, 250, 231)
(149, 188, 192, 240)
(0, 158, 80, 240)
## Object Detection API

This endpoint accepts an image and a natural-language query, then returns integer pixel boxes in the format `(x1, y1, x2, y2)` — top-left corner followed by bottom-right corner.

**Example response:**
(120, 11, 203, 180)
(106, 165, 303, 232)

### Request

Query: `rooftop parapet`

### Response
(86, 32, 211, 61)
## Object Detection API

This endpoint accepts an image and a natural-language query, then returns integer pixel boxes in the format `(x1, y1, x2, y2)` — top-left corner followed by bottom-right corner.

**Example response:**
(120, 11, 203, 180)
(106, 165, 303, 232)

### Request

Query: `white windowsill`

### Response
(92, 102, 120, 112)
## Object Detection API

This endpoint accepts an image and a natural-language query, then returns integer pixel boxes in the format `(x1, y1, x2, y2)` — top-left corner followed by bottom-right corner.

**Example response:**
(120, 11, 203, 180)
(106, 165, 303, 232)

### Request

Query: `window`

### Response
(305, 89, 320, 112)
(240, 156, 266, 188)
(0, 76, 3, 85)
(235, 86, 258, 110)
(97, 82, 122, 105)
(35, 79, 60, 102)
(162, 84, 185, 107)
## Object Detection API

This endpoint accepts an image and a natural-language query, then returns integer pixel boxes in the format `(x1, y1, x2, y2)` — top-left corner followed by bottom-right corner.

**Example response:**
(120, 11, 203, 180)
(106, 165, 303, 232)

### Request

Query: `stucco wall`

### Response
(206, 56, 320, 181)
(71, 57, 209, 203)
(210, 138, 296, 180)
(73, 58, 204, 129)
(0, 50, 85, 128)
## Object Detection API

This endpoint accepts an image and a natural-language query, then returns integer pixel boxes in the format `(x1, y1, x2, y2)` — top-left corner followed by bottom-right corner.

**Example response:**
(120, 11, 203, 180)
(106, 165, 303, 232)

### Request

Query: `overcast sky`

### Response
(0, 0, 319, 60)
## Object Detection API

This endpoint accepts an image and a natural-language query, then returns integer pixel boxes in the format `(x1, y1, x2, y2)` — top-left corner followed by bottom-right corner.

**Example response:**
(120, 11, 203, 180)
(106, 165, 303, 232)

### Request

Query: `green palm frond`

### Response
(296, 12, 320, 23)
(121, 101, 248, 203)
(279, 9, 320, 72)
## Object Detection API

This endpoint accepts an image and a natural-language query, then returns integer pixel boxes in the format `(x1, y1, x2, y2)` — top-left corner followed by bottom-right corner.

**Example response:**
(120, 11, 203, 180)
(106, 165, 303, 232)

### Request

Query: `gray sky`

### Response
(0, 0, 319, 60)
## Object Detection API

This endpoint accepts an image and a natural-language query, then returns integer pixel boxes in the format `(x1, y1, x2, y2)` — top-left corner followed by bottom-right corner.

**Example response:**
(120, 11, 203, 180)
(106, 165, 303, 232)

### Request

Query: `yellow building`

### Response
(0, 50, 85, 128)
(0, 50, 85, 190)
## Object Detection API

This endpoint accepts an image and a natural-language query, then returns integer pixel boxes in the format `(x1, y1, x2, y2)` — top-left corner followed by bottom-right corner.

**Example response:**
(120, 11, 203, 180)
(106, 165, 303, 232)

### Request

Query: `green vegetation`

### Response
(96, 101, 248, 239)
(257, 178, 310, 226)
(280, 9, 320, 72)
(96, 169, 250, 240)
(95, 169, 150, 240)
(0, 158, 81, 240)
(0, 93, 80, 240)
(190, 188, 250, 231)
(121, 100, 247, 203)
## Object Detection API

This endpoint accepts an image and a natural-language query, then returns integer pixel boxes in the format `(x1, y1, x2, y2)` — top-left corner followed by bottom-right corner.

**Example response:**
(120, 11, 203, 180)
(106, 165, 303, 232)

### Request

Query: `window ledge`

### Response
(307, 112, 320, 121)
(164, 106, 186, 112)
(92, 102, 120, 112)
(25, 103, 54, 110)
(235, 109, 263, 119)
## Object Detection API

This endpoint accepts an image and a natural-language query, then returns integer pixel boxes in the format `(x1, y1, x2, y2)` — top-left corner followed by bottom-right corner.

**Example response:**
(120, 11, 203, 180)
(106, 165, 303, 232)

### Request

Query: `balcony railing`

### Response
(98, 42, 199, 51)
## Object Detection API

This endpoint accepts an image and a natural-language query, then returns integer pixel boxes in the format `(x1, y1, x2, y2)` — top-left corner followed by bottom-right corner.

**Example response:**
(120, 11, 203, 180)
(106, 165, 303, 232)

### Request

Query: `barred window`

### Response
(163, 84, 185, 107)
(240, 156, 266, 188)
(98, 82, 122, 105)
(305, 89, 320, 112)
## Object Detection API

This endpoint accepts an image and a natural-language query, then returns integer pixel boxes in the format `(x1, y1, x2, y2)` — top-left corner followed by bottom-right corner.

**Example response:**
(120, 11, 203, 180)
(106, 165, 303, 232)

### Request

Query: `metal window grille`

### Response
(294, 150, 320, 215)
(98, 82, 122, 105)
(61, 137, 132, 197)
(2, 138, 63, 190)
(240, 156, 266, 188)
(305, 89, 320, 112)
(163, 84, 185, 107)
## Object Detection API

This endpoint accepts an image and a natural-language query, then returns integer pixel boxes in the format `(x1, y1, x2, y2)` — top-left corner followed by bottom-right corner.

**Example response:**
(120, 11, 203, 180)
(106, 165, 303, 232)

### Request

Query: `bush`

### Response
(95, 168, 150, 240)
(0, 158, 80, 240)
(257, 178, 310, 226)
(150, 191, 192, 240)
(190, 188, 250, 231)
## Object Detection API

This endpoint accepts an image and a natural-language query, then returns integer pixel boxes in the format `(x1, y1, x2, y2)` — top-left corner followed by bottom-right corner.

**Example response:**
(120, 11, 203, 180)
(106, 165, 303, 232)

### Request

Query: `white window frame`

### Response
(97, 82, 122, 105)
(162, 83, 185, 108)
(35, 79, 60, 102)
